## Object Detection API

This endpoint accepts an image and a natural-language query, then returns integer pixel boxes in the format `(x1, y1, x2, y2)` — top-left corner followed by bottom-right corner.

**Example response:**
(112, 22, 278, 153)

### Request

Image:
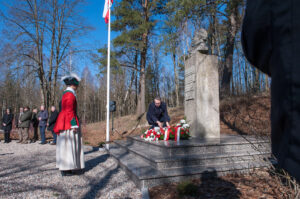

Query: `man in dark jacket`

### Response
(31, 108, 39, 142)
(16, 107, 24, 143)
(19, 106, 32, 144)
(47, 106, 58, 145)
(242, 0, 300, 182)
(146, 97, 170, 129)
(38, 105, 48, 144)
(2, 108, 14, 143)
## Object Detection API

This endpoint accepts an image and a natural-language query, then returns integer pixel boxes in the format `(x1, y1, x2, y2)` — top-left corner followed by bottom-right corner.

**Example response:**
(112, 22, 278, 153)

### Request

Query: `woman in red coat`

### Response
(54, 73, 84, 176)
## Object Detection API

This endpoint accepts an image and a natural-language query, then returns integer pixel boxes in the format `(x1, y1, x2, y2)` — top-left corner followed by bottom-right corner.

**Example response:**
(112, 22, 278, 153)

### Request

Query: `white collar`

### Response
(66, 87, 76, 97)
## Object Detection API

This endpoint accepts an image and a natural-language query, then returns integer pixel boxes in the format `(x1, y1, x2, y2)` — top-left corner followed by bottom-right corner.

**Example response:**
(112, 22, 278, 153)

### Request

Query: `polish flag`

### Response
(103, 0, 113, 24)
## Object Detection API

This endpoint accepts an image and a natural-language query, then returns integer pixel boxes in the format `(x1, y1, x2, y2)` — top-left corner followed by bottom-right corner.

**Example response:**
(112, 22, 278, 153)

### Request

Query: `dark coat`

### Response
(2, 113, 14, 131)
(146, 102, 170, 125)
(242, 0, 300, 182)
(47, 110, 58, 131)
(37, 110, 48, 127)
(19, 111, 32, 128)
(31, 113, 39, 128)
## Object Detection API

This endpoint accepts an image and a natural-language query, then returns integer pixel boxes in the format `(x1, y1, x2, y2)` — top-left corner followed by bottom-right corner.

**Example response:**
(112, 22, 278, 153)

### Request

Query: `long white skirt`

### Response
(56, 129, 85, 171)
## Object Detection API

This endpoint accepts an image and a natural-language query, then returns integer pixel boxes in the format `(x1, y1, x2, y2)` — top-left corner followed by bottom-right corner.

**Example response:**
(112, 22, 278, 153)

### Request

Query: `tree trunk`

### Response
(136, 51, 146, 115)
(136, 0, 148, 115)
(173, 52, 180, 107)
(254, 68, 260, 93)
(221, 5, 239, 97)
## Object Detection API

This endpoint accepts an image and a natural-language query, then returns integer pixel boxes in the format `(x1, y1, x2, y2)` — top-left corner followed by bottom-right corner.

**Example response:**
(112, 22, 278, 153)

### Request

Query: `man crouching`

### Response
(146, 97, 171, 129)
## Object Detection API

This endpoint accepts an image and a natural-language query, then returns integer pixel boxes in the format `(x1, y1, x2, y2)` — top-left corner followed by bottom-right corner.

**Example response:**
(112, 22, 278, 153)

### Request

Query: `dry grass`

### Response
(149, 169, 297, 199)
(81, 107, 184, 146)
(220, 94, 271, 136)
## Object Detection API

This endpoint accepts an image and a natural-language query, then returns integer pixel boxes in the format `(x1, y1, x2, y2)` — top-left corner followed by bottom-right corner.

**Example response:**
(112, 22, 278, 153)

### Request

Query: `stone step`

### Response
(126, 135, 271, 156)
(114, 140, 272, 169)
(109, 143, 274, 189)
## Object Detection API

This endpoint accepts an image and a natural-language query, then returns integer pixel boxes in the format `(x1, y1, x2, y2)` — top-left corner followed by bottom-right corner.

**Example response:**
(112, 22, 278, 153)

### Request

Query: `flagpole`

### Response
(106, 0, 111, 150)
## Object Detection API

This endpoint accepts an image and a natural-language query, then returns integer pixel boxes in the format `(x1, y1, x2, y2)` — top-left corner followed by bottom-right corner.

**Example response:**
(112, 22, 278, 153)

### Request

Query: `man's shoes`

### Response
(39, 142, 46, 145)
(50, 142, 56, 145)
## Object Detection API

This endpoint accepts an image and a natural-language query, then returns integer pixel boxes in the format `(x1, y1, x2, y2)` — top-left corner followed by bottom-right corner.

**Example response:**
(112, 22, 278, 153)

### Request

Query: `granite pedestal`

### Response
(109, 135, 275, 189)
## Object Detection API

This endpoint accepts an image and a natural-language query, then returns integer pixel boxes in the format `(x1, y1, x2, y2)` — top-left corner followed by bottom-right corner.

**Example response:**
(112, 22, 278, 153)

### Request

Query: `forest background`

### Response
(0, 0, 269, 125)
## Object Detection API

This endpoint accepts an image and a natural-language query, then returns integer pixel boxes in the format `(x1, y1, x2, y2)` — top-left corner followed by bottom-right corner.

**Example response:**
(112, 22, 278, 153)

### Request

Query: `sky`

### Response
(0, 0, 175, 81)
(0, 0, 118, 77)
(71, 0, 118, 75)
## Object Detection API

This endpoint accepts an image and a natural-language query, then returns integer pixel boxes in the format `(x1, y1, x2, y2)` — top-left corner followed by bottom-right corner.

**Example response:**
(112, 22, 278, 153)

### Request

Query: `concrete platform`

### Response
(109, 135, 276, 189)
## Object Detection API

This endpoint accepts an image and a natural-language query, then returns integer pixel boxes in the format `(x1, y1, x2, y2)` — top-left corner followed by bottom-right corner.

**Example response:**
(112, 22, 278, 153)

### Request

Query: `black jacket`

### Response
(241, 0, 272, 76)
(31, 113, 39, 128)
(47, 110, 58, 131)
(242, 0, 300, 182)
(2, 113, 14, 131)
(146, 102, 170, 125)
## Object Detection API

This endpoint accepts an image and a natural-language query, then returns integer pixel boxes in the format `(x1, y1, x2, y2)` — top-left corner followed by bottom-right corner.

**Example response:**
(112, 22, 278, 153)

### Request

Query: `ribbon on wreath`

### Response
(174, 126, 181, 142)
(161, 127, 171, 141)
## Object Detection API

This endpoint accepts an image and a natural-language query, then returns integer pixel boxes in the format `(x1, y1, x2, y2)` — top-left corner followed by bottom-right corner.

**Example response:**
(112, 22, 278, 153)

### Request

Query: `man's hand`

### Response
(3, 123, 6, 126)
(38, 117, 42, 121)
(157, 121, 163, 128)
(47, 123, 49, 126)
(166, 122, 170, 128)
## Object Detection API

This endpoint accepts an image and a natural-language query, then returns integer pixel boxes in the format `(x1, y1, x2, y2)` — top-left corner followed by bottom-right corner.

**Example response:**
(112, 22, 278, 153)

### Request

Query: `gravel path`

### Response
(0, 140, 141, 199)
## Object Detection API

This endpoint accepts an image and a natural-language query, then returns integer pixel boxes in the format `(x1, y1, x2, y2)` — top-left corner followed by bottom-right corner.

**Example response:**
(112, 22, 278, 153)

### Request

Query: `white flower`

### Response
(176, 123, 181, 127)
(183, 124, 190, 129)
(180, 119, 186, 124)
(154, 127, 160, 132)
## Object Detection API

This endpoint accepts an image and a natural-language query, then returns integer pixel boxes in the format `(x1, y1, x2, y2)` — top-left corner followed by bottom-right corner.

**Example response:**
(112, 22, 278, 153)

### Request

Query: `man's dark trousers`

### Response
(33, 127, 38, 141)
(40, 126, 46, 143)
(51, 130, 57, 144)
(4, 130, 10, 142)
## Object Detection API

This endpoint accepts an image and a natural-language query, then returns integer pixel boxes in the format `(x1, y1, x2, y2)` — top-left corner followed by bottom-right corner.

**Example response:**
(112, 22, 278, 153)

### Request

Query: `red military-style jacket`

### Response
(53, 90, 79, 134)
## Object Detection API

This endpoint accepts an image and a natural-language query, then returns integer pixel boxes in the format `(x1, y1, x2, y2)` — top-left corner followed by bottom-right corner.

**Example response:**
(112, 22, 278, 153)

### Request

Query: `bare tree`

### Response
(0, 0, 89, 108)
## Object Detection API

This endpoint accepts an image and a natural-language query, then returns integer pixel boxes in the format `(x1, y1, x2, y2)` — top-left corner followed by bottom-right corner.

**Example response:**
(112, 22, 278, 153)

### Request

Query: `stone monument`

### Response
(185, 28, 220, 138)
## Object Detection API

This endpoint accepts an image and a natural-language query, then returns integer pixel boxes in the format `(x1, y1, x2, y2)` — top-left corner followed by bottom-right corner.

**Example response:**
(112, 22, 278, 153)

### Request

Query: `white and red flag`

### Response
(103, 0, 113, 24)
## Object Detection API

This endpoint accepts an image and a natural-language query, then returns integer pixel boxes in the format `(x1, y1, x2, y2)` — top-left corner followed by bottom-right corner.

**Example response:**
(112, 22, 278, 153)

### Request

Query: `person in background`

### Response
(146, 97, 171, 129)
(2, 108, 14, 143)
(38, 105, 48, 145)
(242, 0, 300, 182)
(16, 107, 24, 143)
(19, 106, 32, 144)
(47, 106, 59, 145)
(31, 108, 39, 143)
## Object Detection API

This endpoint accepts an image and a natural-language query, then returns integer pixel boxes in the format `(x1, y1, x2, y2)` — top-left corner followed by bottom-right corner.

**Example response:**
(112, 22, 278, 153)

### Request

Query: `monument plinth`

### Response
(185, 29, 220, 138)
